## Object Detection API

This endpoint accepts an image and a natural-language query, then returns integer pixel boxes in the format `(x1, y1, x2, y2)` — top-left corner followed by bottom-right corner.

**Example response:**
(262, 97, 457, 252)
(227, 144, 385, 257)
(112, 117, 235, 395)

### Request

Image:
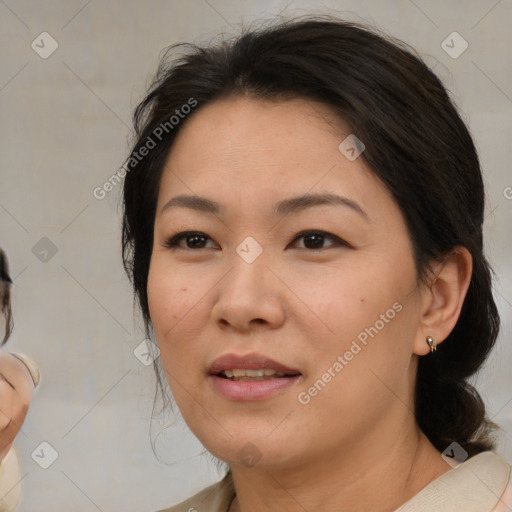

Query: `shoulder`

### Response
(396, 451, 511, 512)
(156, 470, 235, 512)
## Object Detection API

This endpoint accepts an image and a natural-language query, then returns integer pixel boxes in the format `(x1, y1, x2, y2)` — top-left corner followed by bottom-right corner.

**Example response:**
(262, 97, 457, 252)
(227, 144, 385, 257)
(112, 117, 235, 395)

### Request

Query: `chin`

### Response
(196, 428, 300, 470)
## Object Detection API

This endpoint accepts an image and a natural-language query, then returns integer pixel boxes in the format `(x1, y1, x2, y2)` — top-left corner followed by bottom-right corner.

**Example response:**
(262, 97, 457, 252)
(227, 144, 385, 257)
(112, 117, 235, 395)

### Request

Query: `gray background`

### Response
(0, 0, 511, 510)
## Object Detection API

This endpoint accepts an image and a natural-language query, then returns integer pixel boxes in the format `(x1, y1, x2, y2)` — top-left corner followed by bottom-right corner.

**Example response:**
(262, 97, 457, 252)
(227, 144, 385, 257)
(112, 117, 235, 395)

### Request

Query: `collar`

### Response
(395, 451, 511, 512)
(161, 451, 510, 512)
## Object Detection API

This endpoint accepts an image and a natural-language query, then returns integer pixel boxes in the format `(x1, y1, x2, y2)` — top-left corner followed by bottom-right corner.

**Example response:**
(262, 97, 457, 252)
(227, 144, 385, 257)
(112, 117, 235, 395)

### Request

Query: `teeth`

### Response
(221, 369, 286, 379)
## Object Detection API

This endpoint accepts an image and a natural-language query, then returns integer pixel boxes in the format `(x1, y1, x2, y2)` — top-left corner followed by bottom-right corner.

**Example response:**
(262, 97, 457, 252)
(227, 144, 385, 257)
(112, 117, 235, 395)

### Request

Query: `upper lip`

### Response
(208, 353, 301, 375)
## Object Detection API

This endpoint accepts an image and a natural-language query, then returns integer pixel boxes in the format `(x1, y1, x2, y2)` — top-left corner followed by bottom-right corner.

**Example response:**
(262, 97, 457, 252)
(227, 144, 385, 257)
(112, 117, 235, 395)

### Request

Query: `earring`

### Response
(426, 336, 437, 353)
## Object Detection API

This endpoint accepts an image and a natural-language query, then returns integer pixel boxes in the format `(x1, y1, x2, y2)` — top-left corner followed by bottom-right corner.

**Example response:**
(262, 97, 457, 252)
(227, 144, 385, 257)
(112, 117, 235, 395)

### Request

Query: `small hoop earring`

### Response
(426, 336, 437, 353)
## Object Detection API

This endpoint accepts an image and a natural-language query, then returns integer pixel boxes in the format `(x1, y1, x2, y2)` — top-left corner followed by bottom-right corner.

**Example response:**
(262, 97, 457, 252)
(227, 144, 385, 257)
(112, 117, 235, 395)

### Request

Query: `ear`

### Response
(413, 246, 473, 356)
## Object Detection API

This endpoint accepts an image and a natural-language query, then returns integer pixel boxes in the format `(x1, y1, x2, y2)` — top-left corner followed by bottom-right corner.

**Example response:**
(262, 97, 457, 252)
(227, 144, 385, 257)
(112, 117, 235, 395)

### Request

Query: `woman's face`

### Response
(148, 96, 428, 468)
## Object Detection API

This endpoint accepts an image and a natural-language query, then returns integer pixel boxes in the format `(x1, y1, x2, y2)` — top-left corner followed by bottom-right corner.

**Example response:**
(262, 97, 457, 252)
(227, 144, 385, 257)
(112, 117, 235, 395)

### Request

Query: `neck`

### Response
(228, 427, 451, 512)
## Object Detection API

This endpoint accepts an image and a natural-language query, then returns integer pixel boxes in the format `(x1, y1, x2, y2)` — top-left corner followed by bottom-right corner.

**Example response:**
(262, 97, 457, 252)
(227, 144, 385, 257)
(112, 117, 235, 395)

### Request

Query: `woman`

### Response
(0, 249, 40, 511)
(121, 16, 512, 511)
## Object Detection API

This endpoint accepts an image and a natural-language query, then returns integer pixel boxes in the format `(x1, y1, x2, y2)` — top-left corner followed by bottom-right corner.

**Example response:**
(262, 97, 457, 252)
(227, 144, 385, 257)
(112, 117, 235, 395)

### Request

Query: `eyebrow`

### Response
(160, 192, 369, 220)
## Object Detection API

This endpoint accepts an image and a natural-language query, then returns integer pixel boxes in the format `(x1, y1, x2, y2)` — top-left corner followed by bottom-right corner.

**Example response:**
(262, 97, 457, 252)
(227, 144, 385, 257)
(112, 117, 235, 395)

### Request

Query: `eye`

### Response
(163, 230, 349, 251)
(289, 230, 349, 250)
(164, 231, 217, 250)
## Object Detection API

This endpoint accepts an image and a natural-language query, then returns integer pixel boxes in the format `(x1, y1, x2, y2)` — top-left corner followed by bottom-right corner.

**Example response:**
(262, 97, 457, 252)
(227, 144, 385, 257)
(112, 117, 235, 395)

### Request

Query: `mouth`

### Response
(207, 353, 302, 400)
(208, 352, 301, 380)
(216, 368, 300, 381)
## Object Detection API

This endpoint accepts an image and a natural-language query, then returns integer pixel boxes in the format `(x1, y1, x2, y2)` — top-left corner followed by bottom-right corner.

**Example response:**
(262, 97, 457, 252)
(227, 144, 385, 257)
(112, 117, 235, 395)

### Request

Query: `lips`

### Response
(208, 353, 301, 377)
(207, 353, 302, 400)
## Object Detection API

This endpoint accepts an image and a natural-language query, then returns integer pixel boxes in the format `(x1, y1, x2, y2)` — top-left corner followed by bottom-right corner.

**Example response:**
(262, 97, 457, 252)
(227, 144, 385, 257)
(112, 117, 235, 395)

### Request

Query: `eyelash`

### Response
(163, 230, 350, 251)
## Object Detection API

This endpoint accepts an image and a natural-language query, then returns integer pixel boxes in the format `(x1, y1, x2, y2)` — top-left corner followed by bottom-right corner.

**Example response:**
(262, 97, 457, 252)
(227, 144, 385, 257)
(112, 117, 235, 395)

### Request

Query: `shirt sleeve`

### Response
(491, 467, 512, 512)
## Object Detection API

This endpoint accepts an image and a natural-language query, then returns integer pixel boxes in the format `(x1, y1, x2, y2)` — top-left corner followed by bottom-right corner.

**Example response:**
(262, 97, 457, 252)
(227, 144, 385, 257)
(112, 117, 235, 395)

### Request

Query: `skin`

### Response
(0, 349, 35, 461)
(147, 96, 473, 512)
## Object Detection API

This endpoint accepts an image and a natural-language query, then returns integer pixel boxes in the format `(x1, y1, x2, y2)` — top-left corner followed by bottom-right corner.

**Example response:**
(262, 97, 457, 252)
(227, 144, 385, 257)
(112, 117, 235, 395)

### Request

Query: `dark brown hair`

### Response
(0, 248, 13, 345)
(122, 16, 500, 457)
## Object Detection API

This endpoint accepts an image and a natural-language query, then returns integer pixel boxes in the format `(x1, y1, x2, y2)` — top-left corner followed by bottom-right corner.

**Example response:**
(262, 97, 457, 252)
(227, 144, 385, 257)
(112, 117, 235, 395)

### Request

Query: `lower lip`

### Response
(208, 374, 301, 401)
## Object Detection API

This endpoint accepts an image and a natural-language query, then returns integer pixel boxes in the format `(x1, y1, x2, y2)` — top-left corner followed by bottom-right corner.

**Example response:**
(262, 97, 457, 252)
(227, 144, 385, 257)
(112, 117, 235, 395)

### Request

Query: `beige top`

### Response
(157, 451, 512, 512)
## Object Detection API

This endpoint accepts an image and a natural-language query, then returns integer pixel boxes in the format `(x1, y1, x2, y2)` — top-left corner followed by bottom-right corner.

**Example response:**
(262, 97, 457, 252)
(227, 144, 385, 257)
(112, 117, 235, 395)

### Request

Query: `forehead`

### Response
(169, 95, 347, 162)
(156, 95, 393, 221)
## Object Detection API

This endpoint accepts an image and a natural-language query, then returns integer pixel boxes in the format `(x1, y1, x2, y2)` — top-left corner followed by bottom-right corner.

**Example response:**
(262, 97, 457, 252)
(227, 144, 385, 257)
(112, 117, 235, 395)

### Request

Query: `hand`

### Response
(0, 350, 37, 462)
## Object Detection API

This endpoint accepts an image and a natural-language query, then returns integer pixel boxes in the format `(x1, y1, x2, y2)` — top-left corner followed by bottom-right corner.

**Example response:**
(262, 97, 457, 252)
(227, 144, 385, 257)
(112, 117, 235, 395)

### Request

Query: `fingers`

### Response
(0, 378, 17, 460)
(9, 353, 40, 388)
(0, 351, 35, 460)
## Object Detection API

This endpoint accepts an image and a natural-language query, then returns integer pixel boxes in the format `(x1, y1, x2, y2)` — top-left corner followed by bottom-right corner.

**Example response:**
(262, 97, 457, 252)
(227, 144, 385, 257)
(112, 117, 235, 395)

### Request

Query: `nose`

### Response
(210, 250, 286, 332)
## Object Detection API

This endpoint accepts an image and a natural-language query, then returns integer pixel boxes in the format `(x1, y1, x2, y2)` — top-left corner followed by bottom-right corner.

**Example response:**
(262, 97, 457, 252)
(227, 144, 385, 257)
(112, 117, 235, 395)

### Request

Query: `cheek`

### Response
(289, 259, 401, 343)
(293, 254, 418, 393)
(147, 257, 199, 335)
(147, 270, 180, 329)
(146, 257, 210, 386)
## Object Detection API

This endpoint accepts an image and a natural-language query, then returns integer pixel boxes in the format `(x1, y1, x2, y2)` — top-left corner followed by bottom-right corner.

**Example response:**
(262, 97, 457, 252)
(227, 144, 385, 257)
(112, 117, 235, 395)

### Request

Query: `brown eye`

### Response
(163, 230, 349, 251)
(164, 232, 216, 250)
(290, 231, 348, 250)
